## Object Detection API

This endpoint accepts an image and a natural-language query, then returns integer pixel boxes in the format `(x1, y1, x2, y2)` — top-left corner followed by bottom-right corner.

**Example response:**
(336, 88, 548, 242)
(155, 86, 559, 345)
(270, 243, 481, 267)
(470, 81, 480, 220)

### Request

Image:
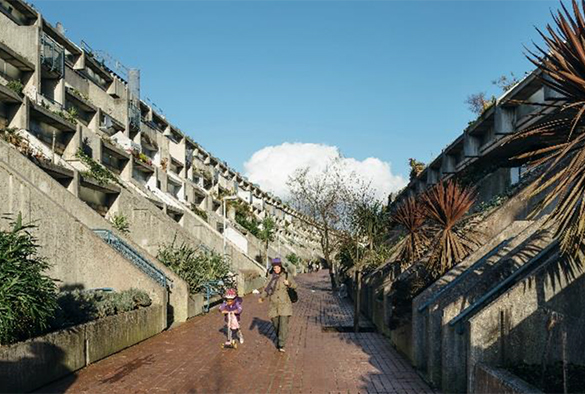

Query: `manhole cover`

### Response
(322, 326, 376, 333)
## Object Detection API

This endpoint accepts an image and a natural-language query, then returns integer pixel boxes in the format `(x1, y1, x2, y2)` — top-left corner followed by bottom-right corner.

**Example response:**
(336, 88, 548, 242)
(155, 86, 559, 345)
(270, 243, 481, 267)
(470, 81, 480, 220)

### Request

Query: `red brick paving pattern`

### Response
(37, 272, 435, 394)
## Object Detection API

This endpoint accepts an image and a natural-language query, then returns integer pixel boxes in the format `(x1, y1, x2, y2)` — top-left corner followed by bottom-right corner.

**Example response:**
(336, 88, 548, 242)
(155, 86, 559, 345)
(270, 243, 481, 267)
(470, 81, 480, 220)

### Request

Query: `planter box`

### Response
(0, 305, 163, 393)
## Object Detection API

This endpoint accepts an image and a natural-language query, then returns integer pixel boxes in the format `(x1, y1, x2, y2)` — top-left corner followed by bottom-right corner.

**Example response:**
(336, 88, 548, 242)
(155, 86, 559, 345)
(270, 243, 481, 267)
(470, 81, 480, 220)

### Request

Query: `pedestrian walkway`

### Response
(38, 271, 435, 394)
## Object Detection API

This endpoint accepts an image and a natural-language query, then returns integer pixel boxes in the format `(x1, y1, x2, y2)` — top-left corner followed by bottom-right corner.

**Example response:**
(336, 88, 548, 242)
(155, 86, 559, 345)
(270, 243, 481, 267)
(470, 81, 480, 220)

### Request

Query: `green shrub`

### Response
(191, 206, 208, 221)
(286, 253, 301, 266)
(76, 148, 118, 186)
(51, 288, 151, 328)
(0, 214, 58, 345)
(6, 80, 23, 95)
(110, 213, 130, 234)
(157, 240, 230, 294)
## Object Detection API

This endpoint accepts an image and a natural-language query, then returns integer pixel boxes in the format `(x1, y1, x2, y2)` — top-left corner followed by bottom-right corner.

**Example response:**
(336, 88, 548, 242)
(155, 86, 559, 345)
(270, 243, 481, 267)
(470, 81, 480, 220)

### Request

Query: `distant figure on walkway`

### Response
(259, 257, 297, 352)
(219, 288, 244, 346)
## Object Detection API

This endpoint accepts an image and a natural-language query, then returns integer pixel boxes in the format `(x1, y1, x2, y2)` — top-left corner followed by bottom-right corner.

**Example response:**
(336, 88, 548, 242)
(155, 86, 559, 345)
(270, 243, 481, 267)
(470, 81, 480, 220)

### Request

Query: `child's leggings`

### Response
(227, 327, 243, 342)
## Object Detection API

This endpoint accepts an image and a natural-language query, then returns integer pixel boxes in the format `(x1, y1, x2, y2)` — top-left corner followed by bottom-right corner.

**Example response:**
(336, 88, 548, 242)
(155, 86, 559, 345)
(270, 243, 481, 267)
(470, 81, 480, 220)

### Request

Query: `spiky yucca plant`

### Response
(422, 180, 478, 276)
(392, 196, 429, 268)
(517, 0, 585, 265)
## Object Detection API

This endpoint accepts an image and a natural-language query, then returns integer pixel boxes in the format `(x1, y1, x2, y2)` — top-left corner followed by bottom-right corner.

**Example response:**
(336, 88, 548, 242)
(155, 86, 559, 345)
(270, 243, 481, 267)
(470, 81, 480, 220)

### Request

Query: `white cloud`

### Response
(243, 142, 407, 201)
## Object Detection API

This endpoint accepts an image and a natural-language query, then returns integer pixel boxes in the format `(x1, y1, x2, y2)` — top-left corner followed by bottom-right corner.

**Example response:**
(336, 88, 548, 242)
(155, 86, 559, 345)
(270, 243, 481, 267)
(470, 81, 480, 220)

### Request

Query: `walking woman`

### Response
(259, 258, 297, 352)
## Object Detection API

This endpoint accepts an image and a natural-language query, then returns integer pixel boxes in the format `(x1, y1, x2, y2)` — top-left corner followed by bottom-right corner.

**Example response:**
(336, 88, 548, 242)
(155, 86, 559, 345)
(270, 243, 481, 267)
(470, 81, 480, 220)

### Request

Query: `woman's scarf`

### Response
(264, 272, 280, 296)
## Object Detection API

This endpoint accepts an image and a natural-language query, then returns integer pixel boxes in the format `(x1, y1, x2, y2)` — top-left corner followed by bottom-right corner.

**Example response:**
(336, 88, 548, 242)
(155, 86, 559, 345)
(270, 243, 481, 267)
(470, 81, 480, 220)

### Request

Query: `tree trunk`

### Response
(354, 268, 362, 333)
(264, 242, 269, 272)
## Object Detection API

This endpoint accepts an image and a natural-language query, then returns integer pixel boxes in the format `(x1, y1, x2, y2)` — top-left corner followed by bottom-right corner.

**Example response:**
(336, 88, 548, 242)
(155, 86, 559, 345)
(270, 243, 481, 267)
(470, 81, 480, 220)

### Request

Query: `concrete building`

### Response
(0, 0, 322, 329)
(357, 60, 584, 392)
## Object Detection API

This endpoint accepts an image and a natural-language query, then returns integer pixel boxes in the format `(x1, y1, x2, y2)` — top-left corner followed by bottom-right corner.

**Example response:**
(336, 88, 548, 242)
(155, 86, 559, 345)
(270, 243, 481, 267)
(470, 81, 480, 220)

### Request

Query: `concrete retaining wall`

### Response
(0, 305, 163, 393)
(0, 141, 187, 327)
(0, 146, 168, 330)
(466, 253, 585, 393)
(473, 363, 543, 394)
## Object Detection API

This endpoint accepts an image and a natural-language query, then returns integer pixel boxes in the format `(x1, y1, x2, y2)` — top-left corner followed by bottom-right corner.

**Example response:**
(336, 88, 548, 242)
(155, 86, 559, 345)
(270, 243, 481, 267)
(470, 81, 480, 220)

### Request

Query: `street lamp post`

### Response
(222, 195, 240, 258)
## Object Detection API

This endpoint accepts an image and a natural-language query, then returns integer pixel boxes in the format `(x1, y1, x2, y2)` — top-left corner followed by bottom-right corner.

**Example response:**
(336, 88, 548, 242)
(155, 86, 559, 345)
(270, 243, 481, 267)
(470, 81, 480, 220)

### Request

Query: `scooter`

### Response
(221, 311, 239, 349)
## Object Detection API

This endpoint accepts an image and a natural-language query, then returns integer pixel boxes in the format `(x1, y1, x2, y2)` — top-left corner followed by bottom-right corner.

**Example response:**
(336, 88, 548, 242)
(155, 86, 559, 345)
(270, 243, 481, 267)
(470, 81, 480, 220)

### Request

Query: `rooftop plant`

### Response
(408, 158, 425, 180)
(191, 205, 208, 221)
(76, 148, 118, 187)
(6, 80, 23, 96)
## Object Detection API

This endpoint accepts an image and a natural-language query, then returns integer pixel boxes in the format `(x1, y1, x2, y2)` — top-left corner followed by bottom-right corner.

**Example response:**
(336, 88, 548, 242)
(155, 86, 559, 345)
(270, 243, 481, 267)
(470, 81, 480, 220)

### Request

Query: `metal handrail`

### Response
(93, 229, 172, 289)
(417, 239, 511, 313)
(449, 240, 557, 334)
(202, 280, 224, 313)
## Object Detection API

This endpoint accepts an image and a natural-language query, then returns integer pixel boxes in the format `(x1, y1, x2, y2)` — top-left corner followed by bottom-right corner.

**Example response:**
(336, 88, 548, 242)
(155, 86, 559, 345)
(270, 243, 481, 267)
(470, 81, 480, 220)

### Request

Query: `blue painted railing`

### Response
(93, 229, 172, 290)
(417, 238, 511, 313)
(202, 280, 224, 313)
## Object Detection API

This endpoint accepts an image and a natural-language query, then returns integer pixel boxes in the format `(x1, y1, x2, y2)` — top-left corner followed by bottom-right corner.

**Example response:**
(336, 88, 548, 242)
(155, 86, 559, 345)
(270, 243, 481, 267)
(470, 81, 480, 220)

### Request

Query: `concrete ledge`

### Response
(86, 305, 163, 364)
(473, 363, 543, 394)
(244, 275, 266, 295)
(0, 304, 163, 394)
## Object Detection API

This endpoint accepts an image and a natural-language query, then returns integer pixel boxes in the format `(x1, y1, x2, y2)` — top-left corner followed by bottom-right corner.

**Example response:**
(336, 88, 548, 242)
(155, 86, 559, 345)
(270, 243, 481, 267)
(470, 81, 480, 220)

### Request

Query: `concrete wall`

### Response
(412, 219, 534, 386)
(0, 305, 163, 393)
(0, 12, 38, 65)
(473, 363, 543, 394)
(466, 254, 585, 393)
(0, 147, 167, 330)
(440, 221, 553, 393)
(0, 140, 188, 326)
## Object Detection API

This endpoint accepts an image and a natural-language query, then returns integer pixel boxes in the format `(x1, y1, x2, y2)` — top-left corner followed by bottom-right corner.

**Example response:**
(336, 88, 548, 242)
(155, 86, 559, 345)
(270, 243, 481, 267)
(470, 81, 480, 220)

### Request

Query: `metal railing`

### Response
(40, 32, 64, 77)
(93, 229, 172, 289)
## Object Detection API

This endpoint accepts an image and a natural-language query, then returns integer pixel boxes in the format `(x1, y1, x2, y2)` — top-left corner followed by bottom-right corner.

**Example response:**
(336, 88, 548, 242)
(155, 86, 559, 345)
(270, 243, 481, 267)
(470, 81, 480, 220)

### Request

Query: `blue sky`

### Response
(31, 0, 556, 191)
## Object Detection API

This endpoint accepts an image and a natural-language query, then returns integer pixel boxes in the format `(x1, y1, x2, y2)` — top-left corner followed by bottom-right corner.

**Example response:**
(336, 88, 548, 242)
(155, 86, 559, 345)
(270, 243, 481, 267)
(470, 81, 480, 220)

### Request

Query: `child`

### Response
(219, 288, 244, 346)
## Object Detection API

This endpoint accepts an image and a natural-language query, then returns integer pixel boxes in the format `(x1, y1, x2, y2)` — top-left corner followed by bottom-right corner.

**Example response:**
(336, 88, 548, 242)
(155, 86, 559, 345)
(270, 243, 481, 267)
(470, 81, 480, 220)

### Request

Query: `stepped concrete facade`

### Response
(0, 0, 322, 329)
(355, 59, 585, 392)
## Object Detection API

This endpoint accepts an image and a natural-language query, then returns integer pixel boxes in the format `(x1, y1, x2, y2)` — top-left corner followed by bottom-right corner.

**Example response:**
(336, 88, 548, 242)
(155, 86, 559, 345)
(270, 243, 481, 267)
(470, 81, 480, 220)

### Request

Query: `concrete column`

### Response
(157, 167, 168, 192)
(159, 129, 170, 171)
(55, 78, 65, 106)
(33, 18, 42, 96)
(63, 124, 82, 160)
(121, 156, 133, 181)
(90, 108, 101, 133)
(68, 168, 80, 198)
(91, 134, 102, 163)
(464, 133, 480, 157)
(494, 106, 515, 135)
(12, 98, 29, 130)
(441, 154, 455, 174)
(74, 51, 86, 71)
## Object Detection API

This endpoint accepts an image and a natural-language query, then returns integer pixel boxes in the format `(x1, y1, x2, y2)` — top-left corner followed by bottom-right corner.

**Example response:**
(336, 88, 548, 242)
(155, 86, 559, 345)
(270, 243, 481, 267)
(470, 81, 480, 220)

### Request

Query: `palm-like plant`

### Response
(391, 196, 429, 268)
(422, 180, 478, 276)
(517, 0, 585, 264)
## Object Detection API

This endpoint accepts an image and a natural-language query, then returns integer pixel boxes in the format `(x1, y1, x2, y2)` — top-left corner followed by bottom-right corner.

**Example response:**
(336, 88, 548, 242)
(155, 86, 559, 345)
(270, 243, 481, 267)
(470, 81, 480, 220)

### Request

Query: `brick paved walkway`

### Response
(38, 272, 434, 394)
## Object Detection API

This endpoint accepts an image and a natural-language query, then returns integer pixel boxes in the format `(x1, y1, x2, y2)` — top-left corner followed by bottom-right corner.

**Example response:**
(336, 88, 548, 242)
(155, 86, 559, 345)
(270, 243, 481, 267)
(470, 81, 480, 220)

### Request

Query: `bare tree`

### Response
(465, 92, 495, 115)
(287, 161, 349, 289)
